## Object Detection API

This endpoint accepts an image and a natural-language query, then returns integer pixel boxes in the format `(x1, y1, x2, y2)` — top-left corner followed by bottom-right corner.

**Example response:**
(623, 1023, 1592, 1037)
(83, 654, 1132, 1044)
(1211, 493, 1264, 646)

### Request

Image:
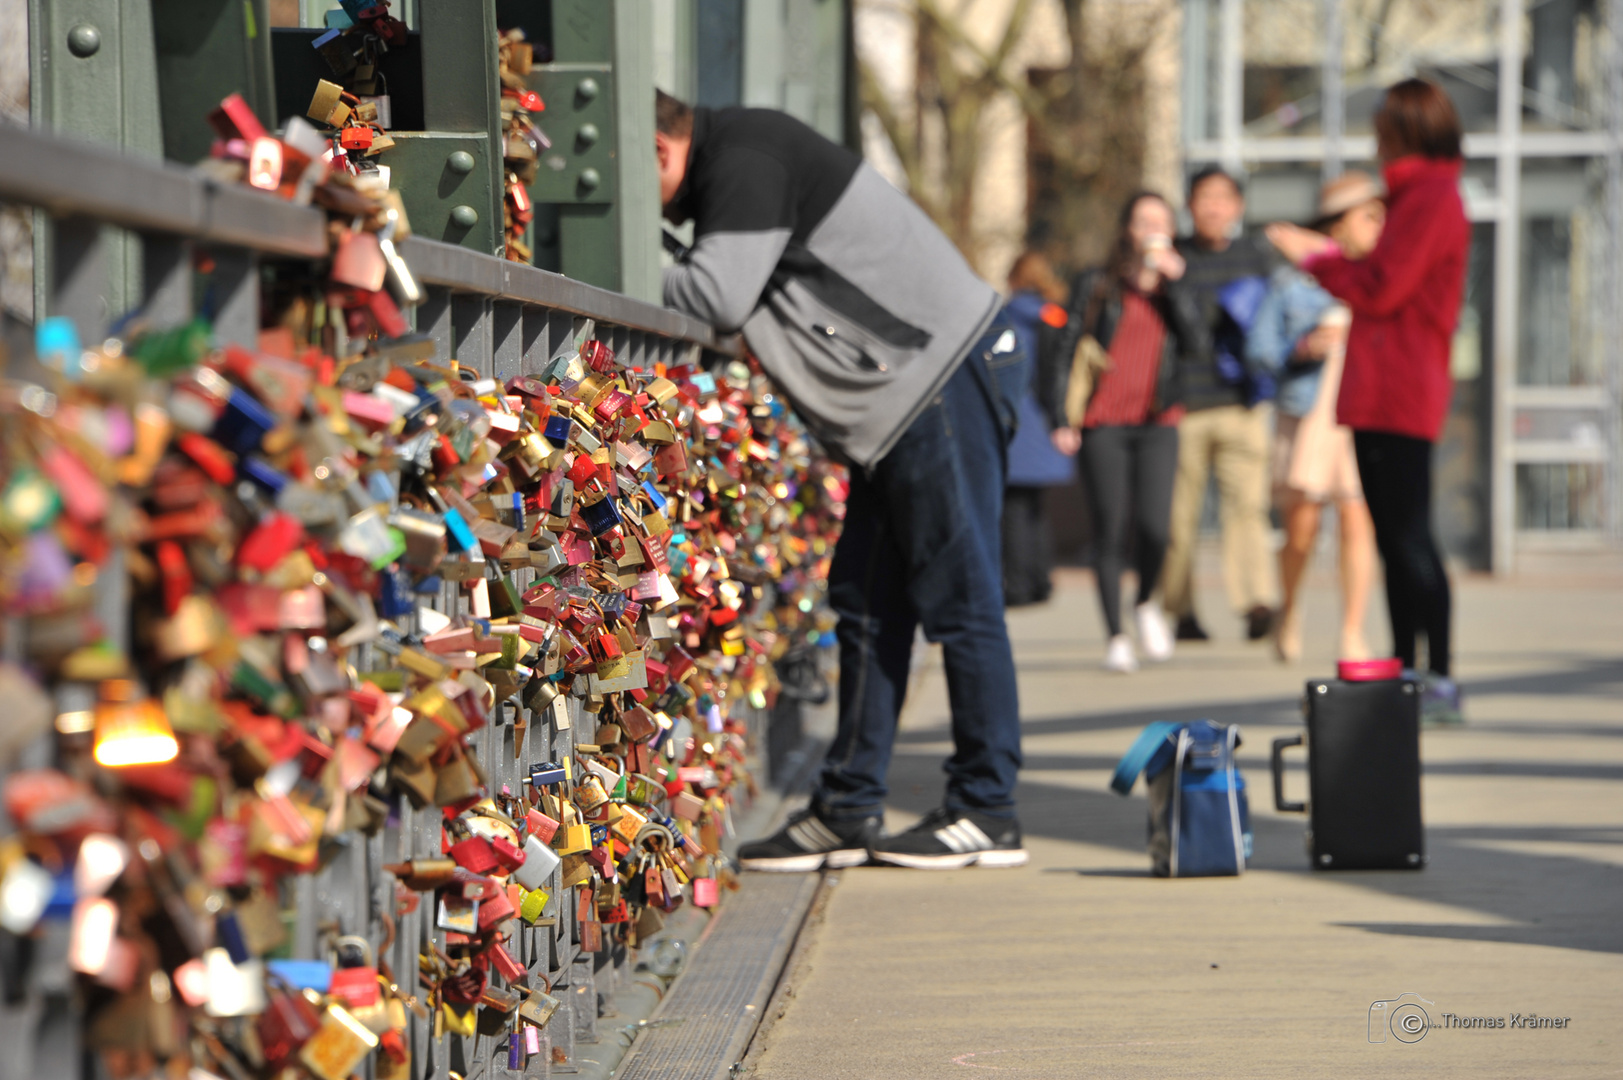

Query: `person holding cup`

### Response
(1040, 192, 1207, 672)
(1246, 172, 1384, 663)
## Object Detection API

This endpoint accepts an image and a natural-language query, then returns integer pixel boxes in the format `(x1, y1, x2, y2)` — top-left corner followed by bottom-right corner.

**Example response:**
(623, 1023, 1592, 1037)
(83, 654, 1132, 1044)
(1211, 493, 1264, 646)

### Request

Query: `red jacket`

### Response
(1307, 156, 1470, 442)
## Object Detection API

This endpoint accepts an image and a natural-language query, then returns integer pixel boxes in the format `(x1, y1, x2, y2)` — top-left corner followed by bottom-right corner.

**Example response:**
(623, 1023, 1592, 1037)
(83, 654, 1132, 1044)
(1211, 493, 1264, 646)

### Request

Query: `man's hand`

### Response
(1050, 427, 1082, 456)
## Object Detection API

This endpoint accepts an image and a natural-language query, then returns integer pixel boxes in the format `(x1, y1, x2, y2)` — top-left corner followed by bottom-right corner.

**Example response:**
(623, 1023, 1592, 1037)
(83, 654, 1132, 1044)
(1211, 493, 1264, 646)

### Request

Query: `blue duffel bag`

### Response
(1110, 720, 1253, 877)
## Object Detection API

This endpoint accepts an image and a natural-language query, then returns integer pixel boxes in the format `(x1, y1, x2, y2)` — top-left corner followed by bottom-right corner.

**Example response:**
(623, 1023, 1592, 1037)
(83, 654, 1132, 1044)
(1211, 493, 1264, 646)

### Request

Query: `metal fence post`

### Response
(209, 247, 260, 348)
(29, 0, 165, 320)
(140, 233, 193, 326)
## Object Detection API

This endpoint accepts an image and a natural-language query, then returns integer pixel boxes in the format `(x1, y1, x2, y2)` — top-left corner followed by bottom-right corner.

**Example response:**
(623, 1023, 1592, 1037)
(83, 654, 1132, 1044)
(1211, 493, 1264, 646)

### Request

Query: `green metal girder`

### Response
(388, 0, 505, 256)
(386, 133, 502, 253)
(542, 0, 623, 294)
(30, 0, 166, 319)
(527, 63, 617, 205)
(151, 0, 277, 164)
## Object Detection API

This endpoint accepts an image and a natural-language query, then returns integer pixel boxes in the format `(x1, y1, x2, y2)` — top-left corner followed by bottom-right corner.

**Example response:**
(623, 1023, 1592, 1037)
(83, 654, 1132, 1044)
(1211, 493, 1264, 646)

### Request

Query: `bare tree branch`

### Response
(854, 0, 1164, 272)
(857, 56, 943, 224)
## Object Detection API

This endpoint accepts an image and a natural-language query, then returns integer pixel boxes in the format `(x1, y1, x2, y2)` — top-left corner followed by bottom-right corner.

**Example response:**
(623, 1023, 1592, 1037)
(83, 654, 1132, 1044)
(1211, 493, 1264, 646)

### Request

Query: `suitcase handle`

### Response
(1271, 734, 1306, 813)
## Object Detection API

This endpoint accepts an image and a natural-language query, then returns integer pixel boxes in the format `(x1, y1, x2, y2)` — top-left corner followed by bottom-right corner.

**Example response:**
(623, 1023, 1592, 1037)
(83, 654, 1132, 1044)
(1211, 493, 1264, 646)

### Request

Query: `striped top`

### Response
(1083, 289, 1182, 428)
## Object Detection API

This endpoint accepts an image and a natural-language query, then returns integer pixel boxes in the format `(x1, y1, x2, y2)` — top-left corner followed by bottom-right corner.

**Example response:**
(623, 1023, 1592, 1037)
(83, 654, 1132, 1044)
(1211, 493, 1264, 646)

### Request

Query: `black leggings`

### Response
(1002, 485, 1054, 606)
(1353, 430, 1452, 676)
(1081, 424, 1179, 636)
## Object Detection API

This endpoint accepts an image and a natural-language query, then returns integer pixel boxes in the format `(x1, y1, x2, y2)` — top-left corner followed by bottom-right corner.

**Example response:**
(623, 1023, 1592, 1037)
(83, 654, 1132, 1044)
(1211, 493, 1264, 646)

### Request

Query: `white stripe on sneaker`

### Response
(787, 816, 842, 852)
(786, 821, 821, 851)
(935, 819, 994, 854)
(954, 819, 995, 850)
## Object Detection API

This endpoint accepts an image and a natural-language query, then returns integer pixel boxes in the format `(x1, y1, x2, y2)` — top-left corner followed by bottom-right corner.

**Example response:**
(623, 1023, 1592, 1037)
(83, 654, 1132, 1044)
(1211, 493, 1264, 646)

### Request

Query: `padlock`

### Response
(475, 888, 516, 931)
(299, 1002, 379, 1080)
(572, 775, 608, 812)
(448, 835, 499, 874)
(259, 974, 322, 1068)
(518, 986, 561, 1028)
(308, 80, 352, 127)
(331, 228, 388, 292)
(435, 749, 482, 806)
(518, 887, 550, 923)
(513, 834, 561, 889)
(436, 896, 479, 934)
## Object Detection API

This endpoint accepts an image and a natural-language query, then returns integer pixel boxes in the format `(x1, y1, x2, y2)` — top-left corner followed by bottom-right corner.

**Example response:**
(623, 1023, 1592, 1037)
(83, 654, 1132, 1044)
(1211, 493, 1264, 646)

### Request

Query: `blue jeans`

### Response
(814, 316, 1027, 820)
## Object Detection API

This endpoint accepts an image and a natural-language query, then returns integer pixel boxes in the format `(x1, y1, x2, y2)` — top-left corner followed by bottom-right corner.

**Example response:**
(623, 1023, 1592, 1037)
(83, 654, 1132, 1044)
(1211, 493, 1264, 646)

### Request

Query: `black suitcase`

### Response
(1271, 676, 1425, 870)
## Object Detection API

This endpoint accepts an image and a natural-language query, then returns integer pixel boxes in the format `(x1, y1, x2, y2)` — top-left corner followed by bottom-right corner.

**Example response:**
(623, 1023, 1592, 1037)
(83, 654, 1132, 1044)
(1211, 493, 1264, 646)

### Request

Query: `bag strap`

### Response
(1109, 721, 1183, 795)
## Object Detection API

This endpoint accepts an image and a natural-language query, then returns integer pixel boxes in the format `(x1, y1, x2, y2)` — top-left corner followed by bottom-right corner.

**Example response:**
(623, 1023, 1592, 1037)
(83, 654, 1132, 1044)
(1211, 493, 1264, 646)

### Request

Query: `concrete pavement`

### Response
(742, 561, 1623, 1079)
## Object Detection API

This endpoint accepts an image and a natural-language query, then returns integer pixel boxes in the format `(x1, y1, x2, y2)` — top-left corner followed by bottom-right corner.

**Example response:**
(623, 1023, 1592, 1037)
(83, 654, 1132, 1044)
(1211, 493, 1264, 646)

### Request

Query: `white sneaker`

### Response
(1136, 602, 1174, 661)
(1104, 634, 1138, 673)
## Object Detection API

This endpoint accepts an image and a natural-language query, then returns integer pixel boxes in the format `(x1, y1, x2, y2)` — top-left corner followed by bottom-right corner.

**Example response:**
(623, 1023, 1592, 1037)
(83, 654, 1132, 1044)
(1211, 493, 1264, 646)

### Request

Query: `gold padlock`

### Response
(307, 80, 352, 128)
(441, 1002, 476, 1037)
(555, 823, 592, 856)
(518, 986, 561, 1027)
(572, 776, 608, 813)
(298, 1003, 379, 1080)
(434, 750, 480, 807)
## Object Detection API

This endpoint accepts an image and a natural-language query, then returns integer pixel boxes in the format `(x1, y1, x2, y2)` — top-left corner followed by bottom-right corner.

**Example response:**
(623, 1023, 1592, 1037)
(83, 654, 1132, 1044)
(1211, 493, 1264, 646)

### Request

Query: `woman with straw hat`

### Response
(1247, 171, 1384, 663)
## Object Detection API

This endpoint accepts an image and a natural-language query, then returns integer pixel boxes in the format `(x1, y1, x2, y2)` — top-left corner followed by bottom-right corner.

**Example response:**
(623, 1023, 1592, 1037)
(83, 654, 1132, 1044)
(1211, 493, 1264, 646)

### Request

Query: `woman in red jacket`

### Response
(1268, 79, 1470, 723)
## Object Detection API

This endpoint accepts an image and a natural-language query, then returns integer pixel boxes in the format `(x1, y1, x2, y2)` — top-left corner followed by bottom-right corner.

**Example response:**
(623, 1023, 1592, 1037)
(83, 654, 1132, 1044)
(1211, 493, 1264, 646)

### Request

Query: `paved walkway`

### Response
(744, 561, 1623, 1079)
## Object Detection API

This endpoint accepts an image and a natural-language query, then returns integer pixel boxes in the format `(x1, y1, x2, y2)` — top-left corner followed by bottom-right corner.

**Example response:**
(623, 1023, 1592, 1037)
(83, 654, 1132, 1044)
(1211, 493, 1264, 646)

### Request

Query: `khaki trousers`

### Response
(1161, 404, 1277, 618)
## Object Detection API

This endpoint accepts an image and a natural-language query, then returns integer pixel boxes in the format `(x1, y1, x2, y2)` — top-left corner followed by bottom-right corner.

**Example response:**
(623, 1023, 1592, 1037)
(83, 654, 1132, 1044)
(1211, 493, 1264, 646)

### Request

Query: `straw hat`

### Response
(1315, 170, 1383, 224)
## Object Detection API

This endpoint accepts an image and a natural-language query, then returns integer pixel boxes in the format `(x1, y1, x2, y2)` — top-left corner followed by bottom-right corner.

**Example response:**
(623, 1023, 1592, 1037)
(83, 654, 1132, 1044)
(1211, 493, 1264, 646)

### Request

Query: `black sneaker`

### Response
(1244, 605, 1275, 641)
(737, 807, 879, 872)
(869, 808, 1029, 869)
(1175, 615, 1210, 642)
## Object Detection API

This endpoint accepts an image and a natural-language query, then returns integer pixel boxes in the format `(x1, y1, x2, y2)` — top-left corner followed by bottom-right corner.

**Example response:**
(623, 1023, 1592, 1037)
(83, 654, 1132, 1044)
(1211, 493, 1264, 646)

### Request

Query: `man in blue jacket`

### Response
(655, 91, 1029, 870)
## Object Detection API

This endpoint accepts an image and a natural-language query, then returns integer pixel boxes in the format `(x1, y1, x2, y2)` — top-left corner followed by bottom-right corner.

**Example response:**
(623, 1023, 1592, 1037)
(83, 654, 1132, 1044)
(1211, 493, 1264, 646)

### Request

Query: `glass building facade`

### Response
(1182, 0, 1623, 569)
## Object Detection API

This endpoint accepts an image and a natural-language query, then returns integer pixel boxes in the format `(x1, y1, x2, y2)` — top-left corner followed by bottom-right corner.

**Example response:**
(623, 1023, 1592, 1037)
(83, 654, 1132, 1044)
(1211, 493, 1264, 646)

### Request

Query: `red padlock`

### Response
(491, 836, 526, 872)
(525, 808, 559, 844)
(328, 966, 380, 1009)
(489, 940, 526, 983)
(448, 836, 499, 874)
(475, 888, 515, 931)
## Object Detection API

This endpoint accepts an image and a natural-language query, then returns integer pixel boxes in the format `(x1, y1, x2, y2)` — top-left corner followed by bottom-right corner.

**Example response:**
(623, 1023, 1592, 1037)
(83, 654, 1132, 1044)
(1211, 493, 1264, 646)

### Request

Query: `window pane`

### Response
(1519, 161, 1609, 387)
(1517, 463, 1605, 528)
(1524, 0, 1612, 131)
(1243, 0, 1325, 136)
(1341, 0, 1502, 133)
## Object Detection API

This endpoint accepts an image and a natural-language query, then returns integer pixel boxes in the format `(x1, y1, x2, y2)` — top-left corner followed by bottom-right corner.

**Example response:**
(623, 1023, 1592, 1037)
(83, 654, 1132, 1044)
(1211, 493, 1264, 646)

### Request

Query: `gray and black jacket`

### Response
(662, 107, 1000, 468)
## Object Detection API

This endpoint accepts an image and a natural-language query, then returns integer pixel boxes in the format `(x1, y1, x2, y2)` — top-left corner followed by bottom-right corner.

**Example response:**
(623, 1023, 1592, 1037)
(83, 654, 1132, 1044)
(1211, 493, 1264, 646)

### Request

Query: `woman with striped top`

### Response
(1042, 193, 1208, 672)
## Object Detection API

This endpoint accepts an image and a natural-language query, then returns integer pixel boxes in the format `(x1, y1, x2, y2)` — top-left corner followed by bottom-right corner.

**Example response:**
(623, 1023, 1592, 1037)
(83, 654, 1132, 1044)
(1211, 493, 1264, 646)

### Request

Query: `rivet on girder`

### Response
(67, 24, 101, 57)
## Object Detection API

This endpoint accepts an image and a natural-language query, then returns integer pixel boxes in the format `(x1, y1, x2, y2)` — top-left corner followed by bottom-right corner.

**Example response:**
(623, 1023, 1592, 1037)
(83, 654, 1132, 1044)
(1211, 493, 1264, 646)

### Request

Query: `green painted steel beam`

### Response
(391, 0, 504, 256)
(532, 0, 659, 302)
(151, 0, 277, 164)
(29, 0, 167, 321)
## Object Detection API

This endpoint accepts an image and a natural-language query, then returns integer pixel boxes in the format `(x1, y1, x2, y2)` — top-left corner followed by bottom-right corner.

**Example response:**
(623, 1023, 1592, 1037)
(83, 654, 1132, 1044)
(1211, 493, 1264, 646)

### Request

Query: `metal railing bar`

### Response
(0, 122, 327, 258)
(1, 123, 737, 357)
(400, 236, 725, 350)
